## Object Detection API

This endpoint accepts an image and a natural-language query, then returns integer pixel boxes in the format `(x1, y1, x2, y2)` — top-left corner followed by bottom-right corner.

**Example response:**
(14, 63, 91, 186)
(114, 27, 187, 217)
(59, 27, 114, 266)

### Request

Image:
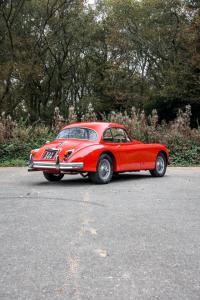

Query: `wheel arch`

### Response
(99, 151, 117, 171)
(157, 150, 168, 163)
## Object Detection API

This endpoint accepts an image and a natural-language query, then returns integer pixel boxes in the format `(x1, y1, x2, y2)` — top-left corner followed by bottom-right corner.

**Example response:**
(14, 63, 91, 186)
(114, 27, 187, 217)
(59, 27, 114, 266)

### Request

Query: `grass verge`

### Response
(0, 159, 27, 167)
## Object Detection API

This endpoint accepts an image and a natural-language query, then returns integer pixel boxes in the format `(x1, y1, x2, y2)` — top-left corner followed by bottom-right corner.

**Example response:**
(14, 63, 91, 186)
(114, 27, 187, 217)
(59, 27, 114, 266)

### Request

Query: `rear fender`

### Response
(67, 145, 117, 172)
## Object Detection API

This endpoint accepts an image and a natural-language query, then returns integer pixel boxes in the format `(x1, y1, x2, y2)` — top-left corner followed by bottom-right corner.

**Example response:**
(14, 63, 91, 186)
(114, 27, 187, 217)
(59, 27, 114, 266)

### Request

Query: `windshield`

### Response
(56, 127, 97, 140)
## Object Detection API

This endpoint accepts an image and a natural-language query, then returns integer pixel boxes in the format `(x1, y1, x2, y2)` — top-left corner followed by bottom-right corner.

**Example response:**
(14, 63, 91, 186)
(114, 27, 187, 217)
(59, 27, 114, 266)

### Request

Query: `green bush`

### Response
(0, 105, 200, 167)
(0, 124, 54, 166)
(170, 144, 200, 166)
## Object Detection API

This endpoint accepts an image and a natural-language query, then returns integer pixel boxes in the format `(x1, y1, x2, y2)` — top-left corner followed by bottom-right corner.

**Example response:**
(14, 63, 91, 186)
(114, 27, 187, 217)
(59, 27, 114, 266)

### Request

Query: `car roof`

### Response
(63, 122, 126, 130)
(62, 122, 126, 140)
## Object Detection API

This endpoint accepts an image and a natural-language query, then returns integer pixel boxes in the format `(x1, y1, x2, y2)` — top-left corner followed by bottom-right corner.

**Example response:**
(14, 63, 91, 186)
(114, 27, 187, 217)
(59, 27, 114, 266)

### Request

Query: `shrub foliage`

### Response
(0, 105, 199, 166)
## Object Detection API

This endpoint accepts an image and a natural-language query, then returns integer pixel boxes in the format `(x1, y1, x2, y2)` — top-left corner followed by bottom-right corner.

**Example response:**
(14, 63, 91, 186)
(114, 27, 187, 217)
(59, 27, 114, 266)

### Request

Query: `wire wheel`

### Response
(150, 153, 167, 177)
(98, 159, 111, 181)
(156, 156, 165, 175)
(89, 154, 113, 184)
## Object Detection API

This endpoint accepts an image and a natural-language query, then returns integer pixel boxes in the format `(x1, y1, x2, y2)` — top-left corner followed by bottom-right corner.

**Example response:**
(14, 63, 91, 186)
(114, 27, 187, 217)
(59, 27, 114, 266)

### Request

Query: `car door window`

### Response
(103, 128, 113, 142)
(111, 128, 130, 143)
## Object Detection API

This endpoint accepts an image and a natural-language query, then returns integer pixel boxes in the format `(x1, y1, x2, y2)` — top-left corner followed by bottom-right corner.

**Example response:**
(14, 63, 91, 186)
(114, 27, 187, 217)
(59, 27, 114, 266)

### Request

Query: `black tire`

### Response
(43, 172, 64, 182)
(89, 154, 113, 184)
(150, 152, 167, 177)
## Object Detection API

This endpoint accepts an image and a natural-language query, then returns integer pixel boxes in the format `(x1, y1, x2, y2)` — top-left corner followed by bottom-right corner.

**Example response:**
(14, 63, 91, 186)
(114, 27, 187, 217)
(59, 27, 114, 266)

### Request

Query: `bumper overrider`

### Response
(28, 161, 84, 171)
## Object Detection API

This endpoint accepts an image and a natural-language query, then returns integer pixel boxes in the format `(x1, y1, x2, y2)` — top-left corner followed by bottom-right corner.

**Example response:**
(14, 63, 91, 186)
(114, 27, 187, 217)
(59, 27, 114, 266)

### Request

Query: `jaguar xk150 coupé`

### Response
(28, 122, 169, 184)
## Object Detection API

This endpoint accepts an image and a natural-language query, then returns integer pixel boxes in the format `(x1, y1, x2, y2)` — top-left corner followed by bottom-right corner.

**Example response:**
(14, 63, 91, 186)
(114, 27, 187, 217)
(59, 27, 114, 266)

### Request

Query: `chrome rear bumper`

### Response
(28, 161, 84, 171)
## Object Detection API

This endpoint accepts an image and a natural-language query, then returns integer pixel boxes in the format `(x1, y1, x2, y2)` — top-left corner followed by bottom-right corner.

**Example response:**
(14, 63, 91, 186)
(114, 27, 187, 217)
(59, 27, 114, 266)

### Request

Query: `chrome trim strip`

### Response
(32, 162, 57, 169)
(33, 161, 57, 166)
(46, 148, 58, 151)
(60, 163, 84, 170)
(29, 161, 84, 170)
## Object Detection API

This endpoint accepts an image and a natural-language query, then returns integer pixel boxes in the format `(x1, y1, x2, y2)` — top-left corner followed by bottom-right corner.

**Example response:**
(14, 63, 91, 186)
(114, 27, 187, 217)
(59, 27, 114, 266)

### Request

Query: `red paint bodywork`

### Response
(30, 122, 169, 173)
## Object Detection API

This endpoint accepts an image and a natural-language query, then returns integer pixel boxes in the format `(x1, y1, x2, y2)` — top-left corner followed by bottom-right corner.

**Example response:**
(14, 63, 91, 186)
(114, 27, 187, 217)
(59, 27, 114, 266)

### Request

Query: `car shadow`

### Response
(31, 172, 154, 187)
(112, 173, 152, 182)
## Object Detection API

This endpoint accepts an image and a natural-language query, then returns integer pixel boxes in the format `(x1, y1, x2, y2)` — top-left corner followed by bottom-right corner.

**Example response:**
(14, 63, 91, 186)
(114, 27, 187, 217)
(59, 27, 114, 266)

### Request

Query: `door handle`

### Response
(116, 145, 121, 148)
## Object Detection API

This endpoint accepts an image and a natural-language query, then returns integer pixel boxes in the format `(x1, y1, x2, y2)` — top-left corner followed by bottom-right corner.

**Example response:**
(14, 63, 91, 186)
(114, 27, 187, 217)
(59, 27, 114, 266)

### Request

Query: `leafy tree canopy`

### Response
(0, 0, 199, 124)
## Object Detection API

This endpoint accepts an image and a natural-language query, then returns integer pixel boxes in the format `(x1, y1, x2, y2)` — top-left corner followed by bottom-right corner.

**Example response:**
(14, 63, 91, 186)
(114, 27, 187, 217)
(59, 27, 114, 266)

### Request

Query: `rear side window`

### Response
(103, 128, 131, 143)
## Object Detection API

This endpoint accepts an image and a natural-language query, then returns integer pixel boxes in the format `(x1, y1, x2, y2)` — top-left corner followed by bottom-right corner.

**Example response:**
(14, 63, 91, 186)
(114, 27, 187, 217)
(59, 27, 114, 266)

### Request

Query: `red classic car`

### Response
(28, 122, 169, 184)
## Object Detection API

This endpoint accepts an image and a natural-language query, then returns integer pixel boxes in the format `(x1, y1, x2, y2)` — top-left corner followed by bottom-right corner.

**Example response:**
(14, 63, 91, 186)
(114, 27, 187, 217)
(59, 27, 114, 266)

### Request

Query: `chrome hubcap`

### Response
(99, 159, 111, 180)
(156, 156, 165, 174)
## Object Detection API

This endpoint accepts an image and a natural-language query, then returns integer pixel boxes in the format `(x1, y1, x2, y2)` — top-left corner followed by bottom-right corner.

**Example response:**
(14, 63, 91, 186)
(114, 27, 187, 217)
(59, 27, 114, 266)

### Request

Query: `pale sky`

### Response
(87, 0, 95, 5)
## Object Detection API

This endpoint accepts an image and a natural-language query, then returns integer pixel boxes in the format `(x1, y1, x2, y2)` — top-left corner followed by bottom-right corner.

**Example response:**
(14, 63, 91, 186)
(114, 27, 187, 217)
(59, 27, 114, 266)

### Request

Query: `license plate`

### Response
(43, 151, 56, 159)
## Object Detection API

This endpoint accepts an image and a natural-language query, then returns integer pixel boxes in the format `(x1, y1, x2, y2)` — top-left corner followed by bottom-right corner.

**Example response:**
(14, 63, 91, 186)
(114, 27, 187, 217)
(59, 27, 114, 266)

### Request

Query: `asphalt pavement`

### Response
(0, 167, 200, 300)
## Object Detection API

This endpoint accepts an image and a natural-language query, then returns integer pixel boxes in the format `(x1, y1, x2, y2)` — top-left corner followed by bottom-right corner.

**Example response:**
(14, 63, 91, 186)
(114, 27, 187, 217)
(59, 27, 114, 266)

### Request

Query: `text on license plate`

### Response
(43, 151, 56, 159)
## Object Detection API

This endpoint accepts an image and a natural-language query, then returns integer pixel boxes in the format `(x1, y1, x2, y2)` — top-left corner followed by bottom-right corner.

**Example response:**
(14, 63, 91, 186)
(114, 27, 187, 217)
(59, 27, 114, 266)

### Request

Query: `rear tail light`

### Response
(64, 149, 74, 161)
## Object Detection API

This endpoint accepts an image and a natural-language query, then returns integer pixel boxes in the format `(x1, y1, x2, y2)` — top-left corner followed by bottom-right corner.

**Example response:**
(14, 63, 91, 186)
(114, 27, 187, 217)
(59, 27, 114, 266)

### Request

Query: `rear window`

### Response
(56, 127, 97, 140)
